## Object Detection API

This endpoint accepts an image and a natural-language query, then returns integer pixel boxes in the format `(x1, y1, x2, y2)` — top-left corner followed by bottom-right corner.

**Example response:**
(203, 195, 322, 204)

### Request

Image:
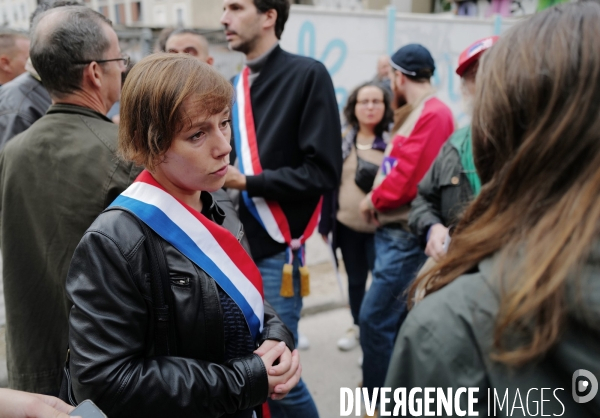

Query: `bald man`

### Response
(0, 30, 29, 85)
(165, 28, 213, 65)
(372, 54, 392, 97)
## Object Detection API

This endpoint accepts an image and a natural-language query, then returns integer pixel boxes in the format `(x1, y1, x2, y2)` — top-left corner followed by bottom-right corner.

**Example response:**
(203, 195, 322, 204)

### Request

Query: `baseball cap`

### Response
(456, 36, 499, 76)
(390, 44, 435, 78)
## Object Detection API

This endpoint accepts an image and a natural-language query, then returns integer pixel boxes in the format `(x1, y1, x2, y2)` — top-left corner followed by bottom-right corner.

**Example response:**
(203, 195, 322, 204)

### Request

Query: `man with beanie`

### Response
(358, 44, 454, 412)
(410, 36, 499, 261)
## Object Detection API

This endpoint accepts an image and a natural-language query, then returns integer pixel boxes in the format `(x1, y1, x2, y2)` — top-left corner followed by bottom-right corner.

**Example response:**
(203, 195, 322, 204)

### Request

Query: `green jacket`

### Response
(385, 249, 600, 417)
(0, 104, 139, 393)
(408, 130, 474, 245)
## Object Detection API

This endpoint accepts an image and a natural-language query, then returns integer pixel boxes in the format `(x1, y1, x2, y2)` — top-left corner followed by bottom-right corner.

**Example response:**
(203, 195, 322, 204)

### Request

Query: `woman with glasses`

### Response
(65, 54, 300, 417)
(385, 3, 600, 416)
(319, 82, 392, 352)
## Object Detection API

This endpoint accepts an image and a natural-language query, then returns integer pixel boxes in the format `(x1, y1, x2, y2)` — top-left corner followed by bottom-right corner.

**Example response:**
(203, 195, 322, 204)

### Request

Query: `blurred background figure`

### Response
(386, 3, 600, 417)
(153, 27, 174, 53)
(165, 28, 214, 65)
(371, 55, 392, 97)
(319, 81, 392, 354)
(409, 35, 498, 263)
(0, 30, 29, 86)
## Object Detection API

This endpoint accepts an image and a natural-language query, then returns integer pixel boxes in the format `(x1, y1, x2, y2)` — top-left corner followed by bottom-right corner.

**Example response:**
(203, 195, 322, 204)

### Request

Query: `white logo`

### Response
(572, 369, 598, 404)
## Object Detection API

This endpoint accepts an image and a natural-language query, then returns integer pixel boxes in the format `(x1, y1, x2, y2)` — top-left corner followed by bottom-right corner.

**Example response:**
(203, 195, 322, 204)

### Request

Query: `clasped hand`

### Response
(254, 340, 301, 400)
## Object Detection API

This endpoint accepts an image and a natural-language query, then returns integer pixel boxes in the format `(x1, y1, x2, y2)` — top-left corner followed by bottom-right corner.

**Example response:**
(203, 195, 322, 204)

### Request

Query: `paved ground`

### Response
(300, 307, 363, 418)
(0, 235, 363, 418)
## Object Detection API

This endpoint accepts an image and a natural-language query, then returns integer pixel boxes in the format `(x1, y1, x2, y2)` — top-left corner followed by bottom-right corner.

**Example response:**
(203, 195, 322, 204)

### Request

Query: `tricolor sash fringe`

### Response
(109, 170, 264, 341)
(232, 67, 322, 297)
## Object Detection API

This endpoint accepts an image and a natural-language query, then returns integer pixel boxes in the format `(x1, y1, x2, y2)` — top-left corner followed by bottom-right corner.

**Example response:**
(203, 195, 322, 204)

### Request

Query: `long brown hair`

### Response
(410, 1, 600, 367)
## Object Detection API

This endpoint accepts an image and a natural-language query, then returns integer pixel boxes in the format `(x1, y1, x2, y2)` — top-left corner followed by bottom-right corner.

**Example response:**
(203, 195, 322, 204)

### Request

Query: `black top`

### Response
(231, 45, 342, 260)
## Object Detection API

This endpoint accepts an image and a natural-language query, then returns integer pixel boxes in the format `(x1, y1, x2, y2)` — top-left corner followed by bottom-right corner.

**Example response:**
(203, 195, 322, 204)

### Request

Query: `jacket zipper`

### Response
(170, 277, 190, 287)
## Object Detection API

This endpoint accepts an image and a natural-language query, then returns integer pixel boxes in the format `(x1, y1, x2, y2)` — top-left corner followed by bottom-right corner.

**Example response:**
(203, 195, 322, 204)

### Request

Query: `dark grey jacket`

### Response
(385, 249, 600, 417)
(0, 72, 51, 150)
(67, 191, 293, 418)
(0, 104, 139, 393)
(409, 140, 473, 245)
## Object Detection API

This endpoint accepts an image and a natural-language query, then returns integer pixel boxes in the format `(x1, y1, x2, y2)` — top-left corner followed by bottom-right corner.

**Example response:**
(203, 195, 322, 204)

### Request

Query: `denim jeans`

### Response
(337, 221, 375, 325)
(256, 251, 320, 418)
(359, 226, 426, 399)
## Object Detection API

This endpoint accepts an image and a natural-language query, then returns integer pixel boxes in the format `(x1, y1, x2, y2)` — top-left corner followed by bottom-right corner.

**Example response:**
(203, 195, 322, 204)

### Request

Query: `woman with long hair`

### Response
(385, 2, 600, 416)
(65, 54, 299, 417)
(319, 82, 392, 351)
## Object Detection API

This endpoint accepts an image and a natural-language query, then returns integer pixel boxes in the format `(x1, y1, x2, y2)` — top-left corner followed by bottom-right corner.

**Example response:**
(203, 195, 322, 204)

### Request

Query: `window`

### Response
(113, 3, 125, 24)
(99, 5, 109, 18)
(131, 2, 142, 22)
(176, 8, 183, 26)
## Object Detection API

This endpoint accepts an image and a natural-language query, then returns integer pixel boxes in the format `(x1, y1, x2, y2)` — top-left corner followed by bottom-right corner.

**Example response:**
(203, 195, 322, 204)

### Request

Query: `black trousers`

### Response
(336, 221, 375, 325)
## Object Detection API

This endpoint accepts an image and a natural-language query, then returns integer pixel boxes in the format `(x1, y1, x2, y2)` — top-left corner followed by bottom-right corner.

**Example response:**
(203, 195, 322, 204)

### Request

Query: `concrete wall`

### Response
(281, 6, 522, 124)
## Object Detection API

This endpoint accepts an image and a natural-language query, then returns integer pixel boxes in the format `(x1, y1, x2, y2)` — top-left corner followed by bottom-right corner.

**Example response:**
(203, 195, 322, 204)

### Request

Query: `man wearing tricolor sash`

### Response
(65, 55, 299, 418)
(221, 0, 342, 416)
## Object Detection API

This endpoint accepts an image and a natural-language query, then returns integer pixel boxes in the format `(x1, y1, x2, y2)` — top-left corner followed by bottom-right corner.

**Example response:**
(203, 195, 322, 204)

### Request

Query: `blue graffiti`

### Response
(298, 21, 348, 110)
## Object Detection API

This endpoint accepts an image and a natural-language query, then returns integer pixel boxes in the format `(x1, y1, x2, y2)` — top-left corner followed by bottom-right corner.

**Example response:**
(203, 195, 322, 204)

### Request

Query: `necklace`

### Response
(356, 131, 375, 150)
(356, 142, 373, 150)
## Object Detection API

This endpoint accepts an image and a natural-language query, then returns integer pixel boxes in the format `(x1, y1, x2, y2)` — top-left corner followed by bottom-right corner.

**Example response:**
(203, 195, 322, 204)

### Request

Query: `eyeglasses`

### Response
(357, 99, 384, 106)
(73, 54, 130, 67)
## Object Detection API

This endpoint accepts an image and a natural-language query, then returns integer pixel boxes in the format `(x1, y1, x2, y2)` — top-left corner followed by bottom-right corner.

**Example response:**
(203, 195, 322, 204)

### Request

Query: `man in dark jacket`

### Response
(0, 68, 51, 150)
(0, 6, 138, 394)
(221, 0, 342, 415)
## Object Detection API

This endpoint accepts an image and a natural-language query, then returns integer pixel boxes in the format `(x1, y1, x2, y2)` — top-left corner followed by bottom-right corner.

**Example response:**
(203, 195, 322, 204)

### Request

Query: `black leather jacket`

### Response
(66, 190, 294, 418)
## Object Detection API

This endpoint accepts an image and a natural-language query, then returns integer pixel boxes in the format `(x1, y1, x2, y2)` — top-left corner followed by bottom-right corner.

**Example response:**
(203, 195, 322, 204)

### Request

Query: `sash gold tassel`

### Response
(280, 263, 294, 297)
(299, 266, 310, 297)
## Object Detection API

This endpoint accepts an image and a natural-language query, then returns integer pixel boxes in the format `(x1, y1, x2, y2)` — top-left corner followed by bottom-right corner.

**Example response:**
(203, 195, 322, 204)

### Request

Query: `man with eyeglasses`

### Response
(0, 2, 87, 150)
(0, 6, 139, 395)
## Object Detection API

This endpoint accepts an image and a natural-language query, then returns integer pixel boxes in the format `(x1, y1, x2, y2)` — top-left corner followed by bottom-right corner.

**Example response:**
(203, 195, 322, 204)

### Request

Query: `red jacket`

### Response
(370, 95, 454, 213)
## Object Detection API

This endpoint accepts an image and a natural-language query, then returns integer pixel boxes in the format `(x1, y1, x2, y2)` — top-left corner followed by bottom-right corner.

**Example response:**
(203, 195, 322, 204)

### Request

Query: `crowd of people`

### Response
(0, 0, 598, 417)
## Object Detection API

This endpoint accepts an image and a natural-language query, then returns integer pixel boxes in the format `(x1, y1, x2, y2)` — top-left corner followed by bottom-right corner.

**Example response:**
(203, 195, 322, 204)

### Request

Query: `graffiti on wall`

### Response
(283, 9, 512, 123)
(297, 21, 349, 110)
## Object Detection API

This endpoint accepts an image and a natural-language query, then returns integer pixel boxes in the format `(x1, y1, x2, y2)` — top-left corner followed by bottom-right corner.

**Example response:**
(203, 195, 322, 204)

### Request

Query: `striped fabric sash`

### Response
(109, 170, 264, 340)
(232, 67, 321, 267)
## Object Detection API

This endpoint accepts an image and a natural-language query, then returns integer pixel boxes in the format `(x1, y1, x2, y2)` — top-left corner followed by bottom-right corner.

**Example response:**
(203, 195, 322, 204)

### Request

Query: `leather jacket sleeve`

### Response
(260, 301, 295, 352)
(67, 229, 269, 418)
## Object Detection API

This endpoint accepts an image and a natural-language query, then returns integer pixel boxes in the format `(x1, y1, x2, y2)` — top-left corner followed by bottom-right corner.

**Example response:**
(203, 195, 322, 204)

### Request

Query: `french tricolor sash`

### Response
(232, 67, 322, 297)
(109, 170, 264, 341)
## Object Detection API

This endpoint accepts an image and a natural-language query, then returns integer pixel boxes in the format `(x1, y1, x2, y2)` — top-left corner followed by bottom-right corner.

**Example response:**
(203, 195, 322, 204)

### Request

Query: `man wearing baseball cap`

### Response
(409, 36, 499, 263)
(358, 43, 454, 409)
